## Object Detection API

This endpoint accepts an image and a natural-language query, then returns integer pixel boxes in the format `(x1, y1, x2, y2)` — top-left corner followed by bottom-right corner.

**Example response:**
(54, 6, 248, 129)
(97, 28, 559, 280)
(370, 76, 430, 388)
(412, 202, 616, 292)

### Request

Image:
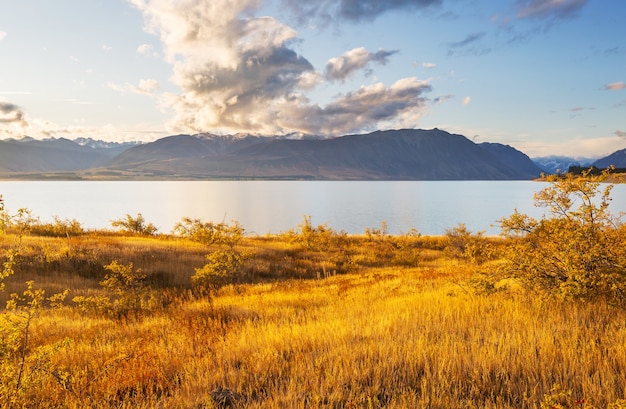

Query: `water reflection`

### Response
(1, 180, 624, 235)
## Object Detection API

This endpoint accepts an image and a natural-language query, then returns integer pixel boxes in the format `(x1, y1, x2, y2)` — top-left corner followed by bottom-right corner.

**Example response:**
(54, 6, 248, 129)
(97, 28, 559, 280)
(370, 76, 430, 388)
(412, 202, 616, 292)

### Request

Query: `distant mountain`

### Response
(106, 133, 266, 166)
(0, 137, 138, 173)
(0, 129, 546, 179)
(99, 128, 543, 180)
(479, 142, 542, 178)
(532, 155, 596, 174)
(73, 137, 140, 152)
(593, 149, 626, 168)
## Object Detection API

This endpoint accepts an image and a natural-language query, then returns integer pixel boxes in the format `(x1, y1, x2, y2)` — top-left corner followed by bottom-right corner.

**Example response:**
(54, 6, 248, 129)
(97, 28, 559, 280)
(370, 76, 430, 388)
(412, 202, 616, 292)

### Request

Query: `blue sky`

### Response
(0, 0, 624, 158)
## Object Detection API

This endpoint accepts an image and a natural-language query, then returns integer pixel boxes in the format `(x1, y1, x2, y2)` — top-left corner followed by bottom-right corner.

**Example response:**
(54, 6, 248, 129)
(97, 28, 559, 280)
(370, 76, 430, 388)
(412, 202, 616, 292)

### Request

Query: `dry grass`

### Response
(1, 231, 625, 408)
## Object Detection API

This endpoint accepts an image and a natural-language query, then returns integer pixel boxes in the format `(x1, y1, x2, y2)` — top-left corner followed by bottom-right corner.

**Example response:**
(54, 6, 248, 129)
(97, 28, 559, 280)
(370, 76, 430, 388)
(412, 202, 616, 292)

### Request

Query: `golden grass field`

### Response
(1, 223, 625, 409)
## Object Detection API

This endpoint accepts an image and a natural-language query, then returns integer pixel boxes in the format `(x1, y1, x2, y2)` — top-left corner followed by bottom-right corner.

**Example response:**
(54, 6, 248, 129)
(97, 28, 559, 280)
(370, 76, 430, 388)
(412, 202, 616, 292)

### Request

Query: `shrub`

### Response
(192, 249, 248, 292)
(497, 169, 626, 303)
(173, 217, 244, 248)
(111, 213, 158, 236)
(364, 221, 388, 241)
(444, 223, 493, 264)
(291, 215, 341, 252)
(73, 261, 154, 318)
(1, 280, 68, 407)
(30, 216, 84, 237)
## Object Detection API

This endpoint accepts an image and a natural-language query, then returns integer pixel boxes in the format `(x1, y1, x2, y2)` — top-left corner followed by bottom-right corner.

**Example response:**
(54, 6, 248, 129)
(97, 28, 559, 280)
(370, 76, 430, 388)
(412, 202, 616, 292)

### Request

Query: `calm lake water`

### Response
(1, 181, 625, 235)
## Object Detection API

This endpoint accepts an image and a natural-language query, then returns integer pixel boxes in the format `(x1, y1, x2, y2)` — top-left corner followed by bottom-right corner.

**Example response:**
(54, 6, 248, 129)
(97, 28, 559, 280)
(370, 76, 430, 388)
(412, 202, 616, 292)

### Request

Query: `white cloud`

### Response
(21, 117, 167, 142)
(0, 31, 7, 41)
(422, 62, 436, 69)
(519, 135, 626, 158)
(0, 101, 28, 126)
(463, 96, 471, 105)
(108, 79, 160, 96)
(102, 44, 113, 52)
(129, 0, 432, 136)
(605, 81, 626, 91)
(137, 43, 158, 57)
(248, 77, 432, 135)
(324, 47, 397, 81)
(0, 100, 28, 137)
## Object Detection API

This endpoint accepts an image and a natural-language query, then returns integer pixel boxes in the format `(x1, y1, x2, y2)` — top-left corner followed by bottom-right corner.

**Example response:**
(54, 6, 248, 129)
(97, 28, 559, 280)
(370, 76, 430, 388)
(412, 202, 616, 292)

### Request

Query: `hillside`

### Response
(593, 148, 626, 168)
(0, 137, 137, 174)
(96, 128, 543, 180)
(0, 129, 548, 180)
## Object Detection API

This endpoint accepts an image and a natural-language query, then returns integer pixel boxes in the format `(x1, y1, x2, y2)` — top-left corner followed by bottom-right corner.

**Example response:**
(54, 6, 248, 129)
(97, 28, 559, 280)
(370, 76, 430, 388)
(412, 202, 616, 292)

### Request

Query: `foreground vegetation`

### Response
(1, 171, 626, 408)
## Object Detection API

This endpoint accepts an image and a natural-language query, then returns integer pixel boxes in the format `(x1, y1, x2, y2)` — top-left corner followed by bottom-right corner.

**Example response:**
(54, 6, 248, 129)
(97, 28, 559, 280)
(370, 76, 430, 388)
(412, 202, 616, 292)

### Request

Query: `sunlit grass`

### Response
(1, 229, 626, 408)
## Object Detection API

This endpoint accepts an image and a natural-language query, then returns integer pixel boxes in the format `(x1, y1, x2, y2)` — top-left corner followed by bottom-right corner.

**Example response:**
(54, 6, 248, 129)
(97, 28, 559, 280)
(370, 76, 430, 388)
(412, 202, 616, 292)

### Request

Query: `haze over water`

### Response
(2, 180, 626, 236)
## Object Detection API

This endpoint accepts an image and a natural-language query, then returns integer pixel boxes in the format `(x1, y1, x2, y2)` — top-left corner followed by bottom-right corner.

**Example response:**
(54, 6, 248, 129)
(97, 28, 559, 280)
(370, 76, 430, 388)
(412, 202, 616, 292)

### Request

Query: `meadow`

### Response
(1, 171, 626, 409)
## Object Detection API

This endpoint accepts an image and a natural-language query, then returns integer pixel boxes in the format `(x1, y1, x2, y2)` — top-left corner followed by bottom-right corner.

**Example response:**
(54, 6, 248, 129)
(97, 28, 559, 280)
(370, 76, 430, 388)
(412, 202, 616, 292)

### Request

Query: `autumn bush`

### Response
(173, 217, 244, 248)
(110, 213, 158, 236)
(497, 169, 626, 303)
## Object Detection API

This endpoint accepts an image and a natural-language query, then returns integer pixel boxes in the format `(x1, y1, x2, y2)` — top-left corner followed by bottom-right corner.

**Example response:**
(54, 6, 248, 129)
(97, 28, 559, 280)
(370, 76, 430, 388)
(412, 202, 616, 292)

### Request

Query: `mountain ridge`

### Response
(2, 128, 622, 180)
(86, 128, 544, 180)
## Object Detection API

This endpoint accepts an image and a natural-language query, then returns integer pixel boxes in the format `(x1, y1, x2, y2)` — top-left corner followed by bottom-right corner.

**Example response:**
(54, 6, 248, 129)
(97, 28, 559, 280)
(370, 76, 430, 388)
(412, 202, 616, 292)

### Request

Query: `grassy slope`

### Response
(1, 232, 625, 408)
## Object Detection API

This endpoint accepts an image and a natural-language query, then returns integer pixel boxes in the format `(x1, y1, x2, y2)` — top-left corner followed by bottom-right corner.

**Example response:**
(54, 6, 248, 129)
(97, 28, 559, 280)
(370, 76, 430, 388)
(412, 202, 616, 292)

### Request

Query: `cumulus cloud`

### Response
(276, 78, 432, 135)
(108, 79, 160, 96)
(0, 31, 6, 41)
(616, 130, 626, 139)
(605, 81, 626, 91)
(516, 0, 588, 20)
(422, 62, 436, 69)
(324, 47, 397, 81)
(128, 0, 432, 136)
(462, 96, 471, 105)
(0, 100, 29, 137)
(0, 101, 28, 127)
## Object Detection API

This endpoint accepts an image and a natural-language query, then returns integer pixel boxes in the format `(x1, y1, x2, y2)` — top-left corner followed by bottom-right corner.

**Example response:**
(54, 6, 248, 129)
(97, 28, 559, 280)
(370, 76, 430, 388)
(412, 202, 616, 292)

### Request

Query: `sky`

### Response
(0, 0, 624, 158)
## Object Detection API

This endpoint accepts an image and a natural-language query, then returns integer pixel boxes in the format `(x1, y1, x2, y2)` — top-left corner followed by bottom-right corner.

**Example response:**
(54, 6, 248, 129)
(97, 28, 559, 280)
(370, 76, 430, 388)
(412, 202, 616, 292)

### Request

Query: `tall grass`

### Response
(1, 228, 625, 408)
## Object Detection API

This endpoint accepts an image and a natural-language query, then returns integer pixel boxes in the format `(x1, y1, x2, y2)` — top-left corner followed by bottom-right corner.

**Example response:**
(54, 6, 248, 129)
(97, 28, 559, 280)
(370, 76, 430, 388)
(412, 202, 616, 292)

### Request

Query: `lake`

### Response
(1, 180, 625, 236)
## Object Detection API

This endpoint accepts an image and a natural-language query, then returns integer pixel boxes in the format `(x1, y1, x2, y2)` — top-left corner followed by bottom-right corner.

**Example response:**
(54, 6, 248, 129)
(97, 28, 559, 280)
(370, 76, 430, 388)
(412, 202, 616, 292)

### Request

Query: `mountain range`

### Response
(0, 128, 622, 180)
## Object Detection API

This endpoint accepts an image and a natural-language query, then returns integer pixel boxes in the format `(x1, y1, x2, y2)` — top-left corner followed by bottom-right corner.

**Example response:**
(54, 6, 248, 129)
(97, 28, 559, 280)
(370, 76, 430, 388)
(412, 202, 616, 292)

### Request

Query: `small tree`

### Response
(111, 213, 158, 235)
(497, 168, 626, 303)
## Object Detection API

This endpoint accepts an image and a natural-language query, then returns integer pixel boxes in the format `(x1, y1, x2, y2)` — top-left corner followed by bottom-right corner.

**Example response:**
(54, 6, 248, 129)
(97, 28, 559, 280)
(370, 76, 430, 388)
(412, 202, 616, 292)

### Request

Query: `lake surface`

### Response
(1, 181, 625, 236)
